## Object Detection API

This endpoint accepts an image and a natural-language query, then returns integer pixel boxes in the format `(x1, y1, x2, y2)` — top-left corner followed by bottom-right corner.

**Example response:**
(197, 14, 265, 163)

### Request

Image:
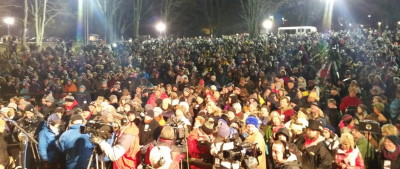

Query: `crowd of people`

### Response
(0, 27, 400, 169)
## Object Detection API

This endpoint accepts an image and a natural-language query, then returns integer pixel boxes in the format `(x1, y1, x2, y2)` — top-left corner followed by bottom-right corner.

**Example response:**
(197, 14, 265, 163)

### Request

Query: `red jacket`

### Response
(146, 92, 168, 107)
(187, 128, 214, 169)
(339, 96, 362, 112)
(278, 107, 295, 123)
(334, 147, 365, 169)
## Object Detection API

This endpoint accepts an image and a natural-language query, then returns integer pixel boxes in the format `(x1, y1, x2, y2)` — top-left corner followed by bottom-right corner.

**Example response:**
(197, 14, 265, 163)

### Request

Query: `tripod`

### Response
(86, 147, 106, 169)
(0, 114, 40, 169)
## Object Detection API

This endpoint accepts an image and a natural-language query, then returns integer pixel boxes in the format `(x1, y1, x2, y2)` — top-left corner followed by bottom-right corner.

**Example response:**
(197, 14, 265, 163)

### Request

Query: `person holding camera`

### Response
(210, 118, 241, 169)
(187, 117, 215, 169)
(57, 114, 93, 169)
(271, 141, 301, 169)
(91, 110, 141, 169)
(38, 113, 62, 169)
(244, 115, 267, 169)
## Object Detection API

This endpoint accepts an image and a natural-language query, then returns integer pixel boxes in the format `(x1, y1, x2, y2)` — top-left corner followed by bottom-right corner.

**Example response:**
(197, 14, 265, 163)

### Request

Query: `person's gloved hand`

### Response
(90, 135, 103, 144)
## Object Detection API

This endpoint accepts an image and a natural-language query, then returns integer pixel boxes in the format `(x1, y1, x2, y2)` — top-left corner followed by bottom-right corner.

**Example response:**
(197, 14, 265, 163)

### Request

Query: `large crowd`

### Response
(0, 27, 400, 169)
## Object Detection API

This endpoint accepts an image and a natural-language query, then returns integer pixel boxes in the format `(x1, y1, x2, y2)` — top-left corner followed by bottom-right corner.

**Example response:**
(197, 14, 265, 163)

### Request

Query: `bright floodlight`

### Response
(3, 17, 15, 25)
(262, 19, 273, 30)
(155, 22, 166, 33)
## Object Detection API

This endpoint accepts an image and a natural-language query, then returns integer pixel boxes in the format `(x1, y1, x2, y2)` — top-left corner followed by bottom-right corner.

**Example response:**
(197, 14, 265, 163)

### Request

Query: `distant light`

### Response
(262, 19, 273, 30)
(349, 23, 352, 27)
(112, 43, 117, 47)
(360, 25, 364, 28)
(378, 22, 382, 26)
(269, 15, 274, 20)
(155, 22, 166, 33)
(368, 15, 371, 18)
(397, 21, 400, 25)
(3, 17, 15, 25)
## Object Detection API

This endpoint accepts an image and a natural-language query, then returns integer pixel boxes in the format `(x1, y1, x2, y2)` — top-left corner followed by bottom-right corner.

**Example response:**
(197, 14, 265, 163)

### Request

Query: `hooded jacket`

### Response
(38, 126, 59, 163)
(57, 124, 93, 169)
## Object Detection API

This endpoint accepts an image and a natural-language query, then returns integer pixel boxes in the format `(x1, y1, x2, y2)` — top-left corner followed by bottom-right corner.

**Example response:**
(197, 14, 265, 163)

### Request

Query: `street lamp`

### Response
(378, 22, 382, 31)
(262, 19, 273, 33)
(155, 22, 166, 37)
(3, 17, 15, 36)
(282, 17, 285, 25)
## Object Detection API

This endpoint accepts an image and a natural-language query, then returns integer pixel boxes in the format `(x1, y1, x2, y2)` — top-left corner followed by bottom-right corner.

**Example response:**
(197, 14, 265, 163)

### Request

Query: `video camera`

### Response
(80, 119, 113, 140)
(221, 142, 262, 168)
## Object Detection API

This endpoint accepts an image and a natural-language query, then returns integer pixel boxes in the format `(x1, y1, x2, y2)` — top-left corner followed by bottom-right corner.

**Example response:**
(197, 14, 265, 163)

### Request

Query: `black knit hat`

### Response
(385, 135, 400, 146)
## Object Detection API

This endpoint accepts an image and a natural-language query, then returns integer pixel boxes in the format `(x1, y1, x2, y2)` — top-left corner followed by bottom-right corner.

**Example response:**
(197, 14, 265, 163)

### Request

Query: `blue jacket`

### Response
(57, 124, 93, 169)
(38, 126, 58, 163)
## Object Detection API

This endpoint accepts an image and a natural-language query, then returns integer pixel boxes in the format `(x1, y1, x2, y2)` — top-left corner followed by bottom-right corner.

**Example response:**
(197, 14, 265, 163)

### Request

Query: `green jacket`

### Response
(356, 137, 375, 164)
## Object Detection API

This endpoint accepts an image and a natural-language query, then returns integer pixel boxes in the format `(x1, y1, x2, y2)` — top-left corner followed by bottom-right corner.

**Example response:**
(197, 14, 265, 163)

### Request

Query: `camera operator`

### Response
(38, 113, 62, 169)
(187, 117, 215, 169)
(91, 110, 141, 169)
(210, 118, 242, 169)
(57, 114, 94, 169)
(271, 141, 301, 169)
(18, 104, 43, 134)
(244, 116, 267, 169)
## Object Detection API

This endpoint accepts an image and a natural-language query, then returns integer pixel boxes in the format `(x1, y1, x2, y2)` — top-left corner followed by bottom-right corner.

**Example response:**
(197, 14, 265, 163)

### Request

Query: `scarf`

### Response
(382, 146, 400, 161)
(304, 135, 319, 147)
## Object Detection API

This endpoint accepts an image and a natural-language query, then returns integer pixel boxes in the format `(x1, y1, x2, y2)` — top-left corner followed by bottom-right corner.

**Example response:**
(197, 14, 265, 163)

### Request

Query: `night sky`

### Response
(2, 0, 400, 39)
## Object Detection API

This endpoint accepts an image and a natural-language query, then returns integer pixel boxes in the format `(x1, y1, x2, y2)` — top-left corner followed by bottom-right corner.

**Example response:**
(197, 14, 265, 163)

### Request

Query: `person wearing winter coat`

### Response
(334, 133, 365, 169)
(64, 79, 78, 93)
(0, 119, 9, 169)
(339, 87, 361, 113)
(351, 127, 376, 168)
(244, 116, 267, 169)
(92, 115, 141, 169)
(379, 135, 400, 169)
(272, 140, 301, 169)
(322, 125, 339, 157)
(187, 117, 215, 169)
(41, 93, 56, 118)
(274, 127, 302, 162)
(38, 114, 62, 169)
(74, 85, 92, 106)
(297, 120, 333, 169)
(57, 114, 93, 169)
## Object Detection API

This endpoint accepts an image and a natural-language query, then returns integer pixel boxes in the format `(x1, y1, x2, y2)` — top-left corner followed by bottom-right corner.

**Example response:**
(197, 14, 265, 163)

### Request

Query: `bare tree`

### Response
(94, 0, 152, 41)
(199, 0, 225, 35)
(133, 0, 153, 39)
(159, 0, 190, 32)
(22, 0, 28, 50)
(30, 0, 65, 47)
(240, 0, 287, 38)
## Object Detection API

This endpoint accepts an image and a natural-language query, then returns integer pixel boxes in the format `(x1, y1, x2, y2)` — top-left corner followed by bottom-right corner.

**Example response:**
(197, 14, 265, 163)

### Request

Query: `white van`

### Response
(277, 26, 317, 35)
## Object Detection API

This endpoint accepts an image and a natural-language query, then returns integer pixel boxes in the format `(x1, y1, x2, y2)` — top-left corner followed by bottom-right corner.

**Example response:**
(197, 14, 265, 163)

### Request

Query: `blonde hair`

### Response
(340, 132, 355, 148)
(379, 124, 399, 149)
(381, 124, 399, 136)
